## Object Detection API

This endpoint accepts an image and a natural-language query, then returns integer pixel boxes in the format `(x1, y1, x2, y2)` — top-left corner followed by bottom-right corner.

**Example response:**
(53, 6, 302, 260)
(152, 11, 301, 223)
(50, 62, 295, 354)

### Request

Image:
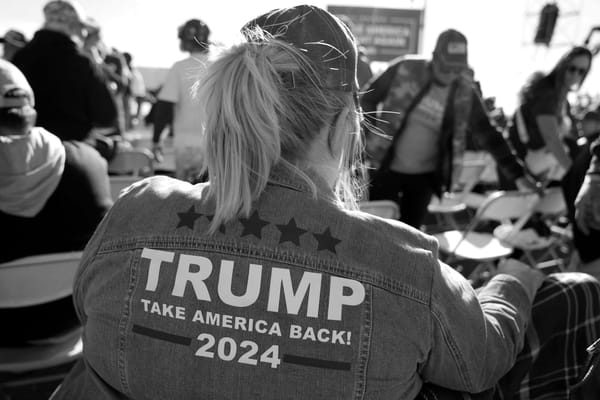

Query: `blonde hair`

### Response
(196, 29, 364, 233)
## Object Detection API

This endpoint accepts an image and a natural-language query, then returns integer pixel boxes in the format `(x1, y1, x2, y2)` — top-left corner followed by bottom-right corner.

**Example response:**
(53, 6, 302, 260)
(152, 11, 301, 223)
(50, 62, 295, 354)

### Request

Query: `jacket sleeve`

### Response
(360, 61, 399, 129)
(86, 59, 119, 130)
(421, 261, 533, 393)
(469, 89, 527, 181)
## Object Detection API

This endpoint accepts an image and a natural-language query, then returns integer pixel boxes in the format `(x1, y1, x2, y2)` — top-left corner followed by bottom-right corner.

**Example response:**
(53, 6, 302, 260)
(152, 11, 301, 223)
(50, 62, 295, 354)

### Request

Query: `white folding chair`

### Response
(108, 147, 154, 176)
(359, 200, 400, 220)
(427, 159, 488, 230)
(433, 191, 540, 280)
(108, 147, 154, 201)
(0, 252, 83, 382)
(493, 186, 571, 270)
(0, 252, 82, 309)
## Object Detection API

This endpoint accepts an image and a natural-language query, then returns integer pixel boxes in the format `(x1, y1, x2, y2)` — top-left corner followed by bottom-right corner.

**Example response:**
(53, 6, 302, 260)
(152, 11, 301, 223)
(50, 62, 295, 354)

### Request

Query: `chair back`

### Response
(359, 200, 400, 220)
(476, 191, 540, 223)
(455, 159, 487, 199)
(0, 252, 82, 308)
(108, 148, 154, 176)
(535, 186, 567, 216)
(0, 328, 83, 374)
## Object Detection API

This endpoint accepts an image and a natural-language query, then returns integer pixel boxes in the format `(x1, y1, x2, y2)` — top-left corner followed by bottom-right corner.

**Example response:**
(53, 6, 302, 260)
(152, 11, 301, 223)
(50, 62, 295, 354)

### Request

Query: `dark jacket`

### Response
(362, 57, 526, 196)
(0, 140, 113, 263)
(12, 29, 118, 141)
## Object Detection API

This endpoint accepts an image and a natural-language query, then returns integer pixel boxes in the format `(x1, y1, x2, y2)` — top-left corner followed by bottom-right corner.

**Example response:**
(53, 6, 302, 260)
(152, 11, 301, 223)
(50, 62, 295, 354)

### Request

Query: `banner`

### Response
(328, 6, 423, 62)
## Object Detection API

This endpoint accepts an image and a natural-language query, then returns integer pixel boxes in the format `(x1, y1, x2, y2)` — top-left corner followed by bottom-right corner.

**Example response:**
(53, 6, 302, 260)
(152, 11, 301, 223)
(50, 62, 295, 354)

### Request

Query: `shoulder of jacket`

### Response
(119, 175, 200, 201)
(343, 209, 440, 270)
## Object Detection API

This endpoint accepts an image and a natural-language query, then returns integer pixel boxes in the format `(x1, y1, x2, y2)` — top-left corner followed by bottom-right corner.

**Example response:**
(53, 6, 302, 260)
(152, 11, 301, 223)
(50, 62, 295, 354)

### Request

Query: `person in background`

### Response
(123, 51, 147, 127)
(361, 29, 536, 228)
(152, 18, 211, 182)
(564, 110, 600, 276)
(12, 0, 120, 159)
(82, 19, 131, 135)
(52, 6, 600, 399)
(574, 132, 600, 272)
(503, 46, 593, 188)
(81, 17, 106, 66)
(0, 59, 112, 344)
(0, 29, 28, 62)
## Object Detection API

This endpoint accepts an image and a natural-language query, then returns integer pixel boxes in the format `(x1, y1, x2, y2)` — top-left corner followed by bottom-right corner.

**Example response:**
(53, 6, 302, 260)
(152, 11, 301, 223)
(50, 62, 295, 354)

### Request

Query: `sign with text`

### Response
(328, 5, 423, 62)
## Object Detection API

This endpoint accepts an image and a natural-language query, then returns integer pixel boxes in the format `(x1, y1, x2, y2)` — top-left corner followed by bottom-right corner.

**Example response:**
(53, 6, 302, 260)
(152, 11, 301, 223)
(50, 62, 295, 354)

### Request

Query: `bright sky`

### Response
(1, 0, 599, 112)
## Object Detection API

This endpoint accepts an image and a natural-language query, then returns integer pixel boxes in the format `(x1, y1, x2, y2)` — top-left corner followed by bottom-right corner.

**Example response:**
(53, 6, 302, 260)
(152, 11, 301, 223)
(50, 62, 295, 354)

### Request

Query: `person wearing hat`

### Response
(12, 0, 118, 153)
(152, 18, 211, 183)
(0, 59, 112, 343)
(362, 29, 538, 229)
(0, 29, 28, 62)
(50, 6, 600, 400)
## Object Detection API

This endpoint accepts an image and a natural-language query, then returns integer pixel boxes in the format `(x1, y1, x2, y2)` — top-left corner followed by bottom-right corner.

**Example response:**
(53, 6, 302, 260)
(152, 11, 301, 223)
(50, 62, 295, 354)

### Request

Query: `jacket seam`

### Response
(353, 284, 372, 399)
(116, 249, 140, 397)
(429, 305, 474, 391)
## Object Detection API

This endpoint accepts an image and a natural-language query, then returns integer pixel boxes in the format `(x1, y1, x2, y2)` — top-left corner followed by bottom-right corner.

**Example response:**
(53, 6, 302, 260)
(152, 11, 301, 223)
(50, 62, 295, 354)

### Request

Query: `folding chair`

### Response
(427, 159, 488, 230)
(108, 147, 154, 176)
(359, 200, 400, 220)
(108, 147, 154, 201)
(493, 186, 571, 271)
(433, 191, 540, 280)
(0, 252, 83, 393)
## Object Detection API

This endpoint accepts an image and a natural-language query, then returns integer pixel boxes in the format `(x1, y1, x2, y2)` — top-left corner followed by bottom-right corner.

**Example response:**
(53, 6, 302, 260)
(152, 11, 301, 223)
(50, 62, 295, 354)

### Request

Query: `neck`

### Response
(304, 126, 339, 190)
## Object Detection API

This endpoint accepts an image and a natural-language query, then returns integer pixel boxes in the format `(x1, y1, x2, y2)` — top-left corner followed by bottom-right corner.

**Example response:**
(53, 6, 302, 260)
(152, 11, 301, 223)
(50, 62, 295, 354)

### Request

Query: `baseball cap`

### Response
(0, 59, 34, 108)
(242, 5, 359, 92)
(178, 19, 210, 44)
(0, 30, 27, 48)
(433, 29, 468, 72)
(43, 0, 92, 29)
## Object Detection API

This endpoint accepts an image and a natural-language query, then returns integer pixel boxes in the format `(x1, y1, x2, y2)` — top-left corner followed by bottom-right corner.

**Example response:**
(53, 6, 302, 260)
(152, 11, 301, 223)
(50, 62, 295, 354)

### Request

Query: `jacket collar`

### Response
(267, 162, 336, 203)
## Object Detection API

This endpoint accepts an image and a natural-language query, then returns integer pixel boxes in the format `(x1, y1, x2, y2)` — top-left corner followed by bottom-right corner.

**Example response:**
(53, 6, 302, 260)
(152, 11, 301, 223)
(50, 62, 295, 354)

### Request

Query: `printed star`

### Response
(240, 211, 269, 239)
(276, 218, 307, 246)
(314, 227, 341, 254)
(176, 205, 202, 229)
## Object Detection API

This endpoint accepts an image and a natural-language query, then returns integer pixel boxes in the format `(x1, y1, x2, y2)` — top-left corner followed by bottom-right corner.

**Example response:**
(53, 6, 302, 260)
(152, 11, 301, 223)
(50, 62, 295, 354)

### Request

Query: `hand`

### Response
(495, 258, 545, 301)
(152, 143, 164, 163)
(575, 175, 600, 235)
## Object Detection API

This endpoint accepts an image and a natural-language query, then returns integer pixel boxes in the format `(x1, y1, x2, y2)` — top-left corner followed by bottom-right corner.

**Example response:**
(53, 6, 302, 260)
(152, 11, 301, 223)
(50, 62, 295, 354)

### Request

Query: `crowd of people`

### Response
(1, 1, 600, 399)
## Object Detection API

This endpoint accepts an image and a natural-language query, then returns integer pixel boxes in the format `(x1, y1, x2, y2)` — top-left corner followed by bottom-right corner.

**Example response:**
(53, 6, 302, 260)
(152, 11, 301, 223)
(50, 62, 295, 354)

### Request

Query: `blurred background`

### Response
(1, 0, 599, 126)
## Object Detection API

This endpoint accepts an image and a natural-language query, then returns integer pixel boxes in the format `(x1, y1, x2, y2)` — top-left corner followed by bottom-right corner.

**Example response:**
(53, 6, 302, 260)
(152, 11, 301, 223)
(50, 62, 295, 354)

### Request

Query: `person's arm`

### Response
(469, 89, 538, 191)
(422, 258, 545, 392)
(535, 115, 572, 170)
(575, 137, 600, 234)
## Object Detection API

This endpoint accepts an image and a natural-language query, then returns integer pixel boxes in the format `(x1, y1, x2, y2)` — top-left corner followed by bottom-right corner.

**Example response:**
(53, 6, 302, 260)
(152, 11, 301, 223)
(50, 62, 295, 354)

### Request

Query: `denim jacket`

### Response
(54, 167, 533, 400)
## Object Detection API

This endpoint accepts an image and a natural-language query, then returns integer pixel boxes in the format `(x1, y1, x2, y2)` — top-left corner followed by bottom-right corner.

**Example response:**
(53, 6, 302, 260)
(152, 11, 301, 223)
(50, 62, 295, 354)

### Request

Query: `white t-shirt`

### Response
(390, 83, 450, 174)
(158, 52, 210, 148)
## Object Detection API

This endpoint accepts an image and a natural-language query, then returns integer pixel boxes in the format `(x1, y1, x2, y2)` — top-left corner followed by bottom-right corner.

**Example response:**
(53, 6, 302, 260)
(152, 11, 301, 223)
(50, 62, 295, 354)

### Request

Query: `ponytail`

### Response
(196, 30, 363, 234)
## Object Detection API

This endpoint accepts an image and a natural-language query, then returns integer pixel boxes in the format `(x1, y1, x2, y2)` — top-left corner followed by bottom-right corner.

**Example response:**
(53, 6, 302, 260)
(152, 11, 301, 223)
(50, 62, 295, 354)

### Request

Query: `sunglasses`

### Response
(566, 65, 587, 76)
